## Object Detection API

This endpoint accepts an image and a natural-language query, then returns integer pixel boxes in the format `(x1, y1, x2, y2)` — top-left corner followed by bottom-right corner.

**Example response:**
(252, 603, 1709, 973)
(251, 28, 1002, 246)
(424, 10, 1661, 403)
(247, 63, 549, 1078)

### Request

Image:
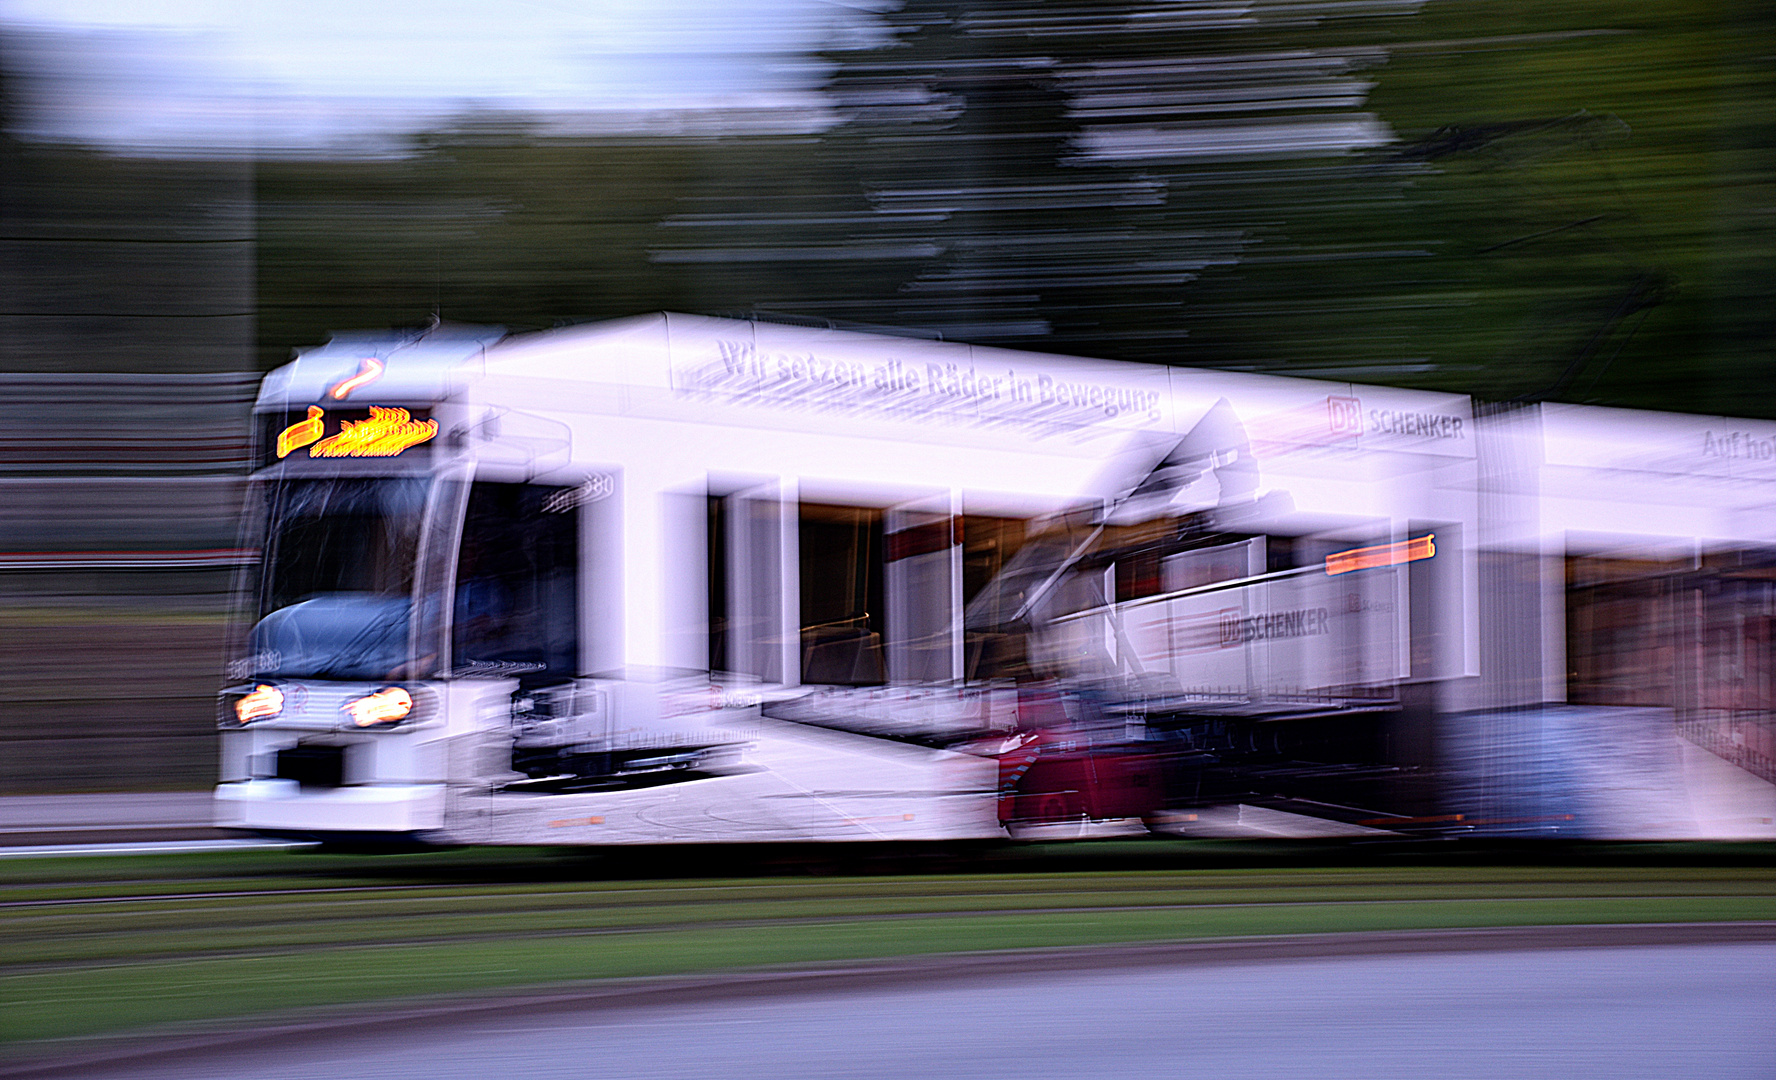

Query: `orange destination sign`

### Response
(274, 405, 438, 460)
(1325, 534, 1435, 576)
(276, 406, 325, 458)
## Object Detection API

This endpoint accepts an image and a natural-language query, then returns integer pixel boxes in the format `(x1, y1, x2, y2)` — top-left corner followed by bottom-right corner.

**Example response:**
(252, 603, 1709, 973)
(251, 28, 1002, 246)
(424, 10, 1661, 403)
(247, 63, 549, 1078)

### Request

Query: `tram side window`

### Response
(799, 503, 886, 686)
(1163, 540, 1254, 592)
(453, 482, 579, 682)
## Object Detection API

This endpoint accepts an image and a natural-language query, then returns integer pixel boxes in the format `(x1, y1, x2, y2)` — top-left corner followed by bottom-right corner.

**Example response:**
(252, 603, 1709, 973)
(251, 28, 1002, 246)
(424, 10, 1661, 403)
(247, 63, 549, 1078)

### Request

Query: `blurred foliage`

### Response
(0, 1, 1769, 411)
(239, 1, 1776, 413)
(1363, 0, 1776, 413)
(251, 0, 1776, 416)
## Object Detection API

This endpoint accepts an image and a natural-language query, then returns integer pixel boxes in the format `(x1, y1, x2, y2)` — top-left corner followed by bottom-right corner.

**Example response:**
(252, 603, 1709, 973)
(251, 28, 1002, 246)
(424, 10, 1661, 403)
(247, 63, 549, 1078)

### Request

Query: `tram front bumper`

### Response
(215, 780, 445, 834)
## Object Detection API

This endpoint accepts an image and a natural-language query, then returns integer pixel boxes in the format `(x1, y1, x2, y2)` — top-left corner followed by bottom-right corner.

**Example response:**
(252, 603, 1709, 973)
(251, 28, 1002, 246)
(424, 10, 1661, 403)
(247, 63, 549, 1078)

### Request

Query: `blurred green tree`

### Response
(248, 0, 1775, 415)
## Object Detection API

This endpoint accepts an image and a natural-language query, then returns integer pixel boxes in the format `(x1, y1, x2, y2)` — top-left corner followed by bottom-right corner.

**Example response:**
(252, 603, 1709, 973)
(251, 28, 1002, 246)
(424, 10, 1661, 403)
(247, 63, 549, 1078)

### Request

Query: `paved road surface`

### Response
(57, 942, 1776, 1080)
(0, 793, 220, 846)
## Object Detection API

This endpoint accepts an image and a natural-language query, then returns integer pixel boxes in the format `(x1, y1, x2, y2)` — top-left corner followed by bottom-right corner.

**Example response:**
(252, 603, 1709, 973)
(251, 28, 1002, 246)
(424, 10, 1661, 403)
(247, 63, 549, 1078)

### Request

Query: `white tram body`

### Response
(214, 314, 1776, 844)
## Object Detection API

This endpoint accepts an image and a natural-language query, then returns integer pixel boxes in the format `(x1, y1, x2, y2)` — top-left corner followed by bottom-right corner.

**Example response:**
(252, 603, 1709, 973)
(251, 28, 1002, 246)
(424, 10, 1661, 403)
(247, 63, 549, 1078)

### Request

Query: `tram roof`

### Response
(257, 313, 1491, 474)
(478, 313, 1478, 460)
(257, 322, 506, 410)
(261, 311, 1472, 418)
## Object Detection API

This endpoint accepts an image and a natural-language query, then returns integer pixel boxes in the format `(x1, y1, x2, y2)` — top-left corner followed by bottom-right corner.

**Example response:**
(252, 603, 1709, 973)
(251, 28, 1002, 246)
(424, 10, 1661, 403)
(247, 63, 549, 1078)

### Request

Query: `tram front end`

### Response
(214, 327, 508, 845)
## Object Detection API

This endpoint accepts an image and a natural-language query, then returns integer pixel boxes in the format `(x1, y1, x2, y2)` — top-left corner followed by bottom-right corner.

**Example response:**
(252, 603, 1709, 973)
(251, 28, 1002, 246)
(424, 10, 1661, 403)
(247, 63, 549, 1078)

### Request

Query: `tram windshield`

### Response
(243, 476, 432, 681)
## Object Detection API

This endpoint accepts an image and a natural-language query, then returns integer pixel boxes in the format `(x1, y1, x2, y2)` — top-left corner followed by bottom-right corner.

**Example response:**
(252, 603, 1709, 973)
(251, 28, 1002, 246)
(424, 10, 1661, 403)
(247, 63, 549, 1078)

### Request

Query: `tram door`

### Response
(450, 473, 622, 784)
(886, 495, 963, 684)
(451, 481, 580, 682)
(713, 480, 798, 686)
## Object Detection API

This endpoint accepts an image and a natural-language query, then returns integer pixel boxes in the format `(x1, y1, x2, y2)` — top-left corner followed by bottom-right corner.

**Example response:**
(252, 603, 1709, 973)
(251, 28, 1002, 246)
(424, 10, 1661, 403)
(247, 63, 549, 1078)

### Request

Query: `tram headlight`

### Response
(342, 686, 415, 729)
(229, 684, 284, 726)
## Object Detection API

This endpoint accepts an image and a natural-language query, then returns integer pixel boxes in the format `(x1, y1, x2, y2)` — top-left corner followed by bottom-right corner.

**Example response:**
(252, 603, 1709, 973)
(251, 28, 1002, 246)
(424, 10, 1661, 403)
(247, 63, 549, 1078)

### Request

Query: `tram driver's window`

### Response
(453, 482, 579, 682)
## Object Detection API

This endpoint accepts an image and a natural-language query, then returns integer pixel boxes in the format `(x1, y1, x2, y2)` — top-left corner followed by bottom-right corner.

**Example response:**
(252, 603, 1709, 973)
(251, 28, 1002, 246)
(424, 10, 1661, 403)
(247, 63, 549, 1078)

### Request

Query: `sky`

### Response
(0, 0, 876, 153)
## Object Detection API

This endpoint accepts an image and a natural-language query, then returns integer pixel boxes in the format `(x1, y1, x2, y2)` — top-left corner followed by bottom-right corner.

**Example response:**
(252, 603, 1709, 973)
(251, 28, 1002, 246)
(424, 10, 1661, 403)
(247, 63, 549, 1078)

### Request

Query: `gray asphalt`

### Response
(0, 793, 222, 846)
(52, 942, 1776, 1080)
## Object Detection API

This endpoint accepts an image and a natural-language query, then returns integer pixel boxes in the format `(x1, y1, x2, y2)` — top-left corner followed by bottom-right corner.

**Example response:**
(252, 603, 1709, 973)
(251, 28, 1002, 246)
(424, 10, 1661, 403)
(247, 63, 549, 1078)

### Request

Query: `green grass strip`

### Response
(6, 891, 1772, 1046)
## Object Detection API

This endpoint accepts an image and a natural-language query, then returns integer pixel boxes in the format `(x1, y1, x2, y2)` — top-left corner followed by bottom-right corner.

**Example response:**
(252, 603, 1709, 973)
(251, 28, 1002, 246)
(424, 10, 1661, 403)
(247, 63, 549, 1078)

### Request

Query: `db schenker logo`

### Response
(1326, 395, 1362, 437)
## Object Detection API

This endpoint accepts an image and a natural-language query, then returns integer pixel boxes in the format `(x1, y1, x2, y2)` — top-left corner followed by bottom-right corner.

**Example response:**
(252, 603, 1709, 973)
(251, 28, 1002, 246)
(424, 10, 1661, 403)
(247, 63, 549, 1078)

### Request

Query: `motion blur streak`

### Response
(195, 314, 1776, 847)
(1, 8, 1771, 1077)
(1, 1, 1773, 833)
(328, 357, 385, 401)
(1325, 534, 1435, 576)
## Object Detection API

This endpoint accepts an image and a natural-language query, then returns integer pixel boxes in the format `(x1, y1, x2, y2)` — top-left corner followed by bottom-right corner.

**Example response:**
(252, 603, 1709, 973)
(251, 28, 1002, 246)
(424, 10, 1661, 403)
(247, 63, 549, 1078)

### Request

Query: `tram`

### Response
(214, 313, 1776, 845)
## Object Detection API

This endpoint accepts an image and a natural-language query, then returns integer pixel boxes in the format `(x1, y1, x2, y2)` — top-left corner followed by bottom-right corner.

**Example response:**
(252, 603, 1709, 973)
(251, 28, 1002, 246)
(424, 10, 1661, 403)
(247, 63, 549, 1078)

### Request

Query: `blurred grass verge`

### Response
(3, 843, 1773, 1048)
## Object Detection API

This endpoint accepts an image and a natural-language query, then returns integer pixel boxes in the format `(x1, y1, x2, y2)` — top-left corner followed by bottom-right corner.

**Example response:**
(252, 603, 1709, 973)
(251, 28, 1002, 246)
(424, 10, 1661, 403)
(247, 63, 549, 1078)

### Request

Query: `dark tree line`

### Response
(241, 1, 1775, 416)
(3, 1, 1770, 413)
